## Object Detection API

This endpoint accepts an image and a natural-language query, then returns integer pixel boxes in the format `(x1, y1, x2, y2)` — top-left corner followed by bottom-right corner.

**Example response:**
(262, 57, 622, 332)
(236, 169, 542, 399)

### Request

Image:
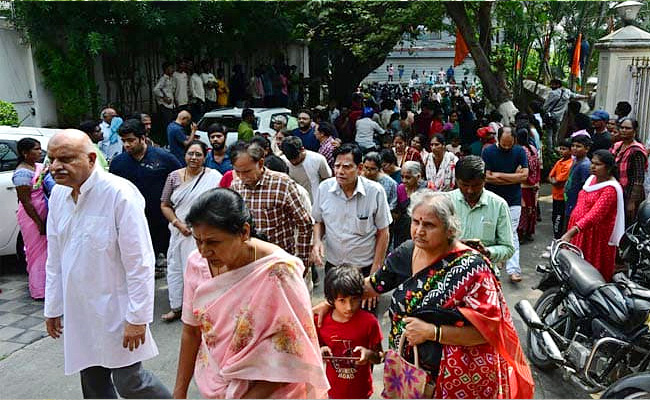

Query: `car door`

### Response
(0, 140, 20, 253)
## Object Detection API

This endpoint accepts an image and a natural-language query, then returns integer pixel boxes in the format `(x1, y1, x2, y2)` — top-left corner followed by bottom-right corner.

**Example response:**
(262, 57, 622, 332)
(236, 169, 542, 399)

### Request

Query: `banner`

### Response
(454, 28, 470, 67)
(571, 33, 582, 91)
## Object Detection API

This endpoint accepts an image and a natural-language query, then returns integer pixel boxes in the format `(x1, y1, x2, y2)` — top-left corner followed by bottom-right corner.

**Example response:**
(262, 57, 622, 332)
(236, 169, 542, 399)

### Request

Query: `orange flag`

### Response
(454, 28, 470, 67)
(571, 33, 582, 91)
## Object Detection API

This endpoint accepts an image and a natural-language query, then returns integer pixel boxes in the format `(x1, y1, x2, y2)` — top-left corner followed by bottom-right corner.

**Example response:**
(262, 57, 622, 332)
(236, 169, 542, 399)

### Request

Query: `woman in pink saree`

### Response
(12, 138, 50, 300)
(173, 188, 329, 399)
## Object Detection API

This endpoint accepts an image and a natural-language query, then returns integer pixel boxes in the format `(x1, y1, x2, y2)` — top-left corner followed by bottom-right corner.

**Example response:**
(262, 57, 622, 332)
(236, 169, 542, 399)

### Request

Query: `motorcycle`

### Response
(601, 372, 650, 398)
(619, 200, 650, 288)
(516, 240, 650, 392)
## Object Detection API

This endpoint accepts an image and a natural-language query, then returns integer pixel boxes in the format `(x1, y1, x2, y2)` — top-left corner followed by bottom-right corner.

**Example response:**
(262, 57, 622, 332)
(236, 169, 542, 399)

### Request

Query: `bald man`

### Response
(44, 130, 171, 399)
(98, 107, 124, 162)
(166, 110, 196, 165)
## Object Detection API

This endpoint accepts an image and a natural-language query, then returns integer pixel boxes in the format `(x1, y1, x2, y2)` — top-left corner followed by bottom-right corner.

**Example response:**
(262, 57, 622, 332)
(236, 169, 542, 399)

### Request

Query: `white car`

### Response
(196, 107, 293, 148)
(0, 126, 61, 258)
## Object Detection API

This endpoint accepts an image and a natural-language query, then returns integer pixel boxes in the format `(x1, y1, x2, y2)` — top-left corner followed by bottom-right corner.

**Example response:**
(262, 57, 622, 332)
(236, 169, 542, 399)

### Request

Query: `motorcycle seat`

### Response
(557, 249, 606, 296)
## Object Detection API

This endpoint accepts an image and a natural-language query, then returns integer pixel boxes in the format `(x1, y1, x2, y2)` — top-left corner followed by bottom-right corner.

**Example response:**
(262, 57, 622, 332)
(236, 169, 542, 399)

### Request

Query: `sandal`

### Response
(161, 309, 182, 322)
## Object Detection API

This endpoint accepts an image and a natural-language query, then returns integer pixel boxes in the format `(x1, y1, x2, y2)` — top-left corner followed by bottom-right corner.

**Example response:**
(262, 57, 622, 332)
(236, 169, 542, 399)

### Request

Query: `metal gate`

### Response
(629, 57, 650, 144)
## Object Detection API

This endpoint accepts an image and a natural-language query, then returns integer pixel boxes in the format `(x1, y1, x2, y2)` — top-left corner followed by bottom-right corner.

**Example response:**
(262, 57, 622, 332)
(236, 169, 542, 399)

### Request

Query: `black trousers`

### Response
(147, 214, 170, 256)
(552, 199, 566, 239)
(79, 362, 171, 399)
(157, 105, 175, 139)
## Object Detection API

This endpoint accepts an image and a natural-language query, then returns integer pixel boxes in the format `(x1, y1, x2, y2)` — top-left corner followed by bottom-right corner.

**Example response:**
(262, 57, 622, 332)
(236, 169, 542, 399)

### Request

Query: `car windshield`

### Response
(198, 116, 260, 132)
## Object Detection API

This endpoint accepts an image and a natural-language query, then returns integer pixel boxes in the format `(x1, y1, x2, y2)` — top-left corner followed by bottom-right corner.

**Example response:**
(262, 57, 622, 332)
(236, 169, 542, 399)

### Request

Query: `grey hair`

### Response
(408, 189, 460, 240)
(402, 160, 422, 176)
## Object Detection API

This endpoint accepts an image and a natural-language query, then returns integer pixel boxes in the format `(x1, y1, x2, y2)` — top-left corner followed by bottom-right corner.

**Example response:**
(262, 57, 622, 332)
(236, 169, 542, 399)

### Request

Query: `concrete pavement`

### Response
(0, 184, 589, 398)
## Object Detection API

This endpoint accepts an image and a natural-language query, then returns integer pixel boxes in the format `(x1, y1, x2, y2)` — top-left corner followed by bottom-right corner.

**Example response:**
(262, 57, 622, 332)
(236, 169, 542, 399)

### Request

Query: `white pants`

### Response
(166, 231, 196, 310)
(506, 205, 522, 275)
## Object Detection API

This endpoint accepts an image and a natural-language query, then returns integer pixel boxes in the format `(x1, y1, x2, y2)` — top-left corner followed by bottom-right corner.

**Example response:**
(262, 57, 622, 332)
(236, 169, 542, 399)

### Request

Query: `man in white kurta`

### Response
(44, 130, 171, 399)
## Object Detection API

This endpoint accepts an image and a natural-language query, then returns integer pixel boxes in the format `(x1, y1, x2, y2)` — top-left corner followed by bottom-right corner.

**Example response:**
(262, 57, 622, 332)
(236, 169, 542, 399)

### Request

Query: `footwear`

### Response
(541, 251, 551, 259)
(510, 273, 523, 283)
(161, 309, 182, 322)
(546, 245, 552, 251)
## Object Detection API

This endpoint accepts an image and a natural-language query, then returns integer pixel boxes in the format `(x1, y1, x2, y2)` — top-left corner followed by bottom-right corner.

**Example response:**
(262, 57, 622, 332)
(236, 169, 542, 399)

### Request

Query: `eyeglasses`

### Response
(186, 152, 204, 158)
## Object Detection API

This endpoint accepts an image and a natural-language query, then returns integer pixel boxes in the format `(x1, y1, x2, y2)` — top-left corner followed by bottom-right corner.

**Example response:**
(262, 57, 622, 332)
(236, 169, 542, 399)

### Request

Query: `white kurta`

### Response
(44, 169, 158, 375)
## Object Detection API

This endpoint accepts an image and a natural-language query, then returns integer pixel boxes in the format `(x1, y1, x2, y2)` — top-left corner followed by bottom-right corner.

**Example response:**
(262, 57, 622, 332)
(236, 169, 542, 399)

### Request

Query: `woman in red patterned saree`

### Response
(367, 190, 534, 398)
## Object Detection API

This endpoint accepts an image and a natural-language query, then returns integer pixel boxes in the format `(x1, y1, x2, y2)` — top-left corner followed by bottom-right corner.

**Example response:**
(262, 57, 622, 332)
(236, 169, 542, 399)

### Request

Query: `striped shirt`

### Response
(231, 169, 313, 265)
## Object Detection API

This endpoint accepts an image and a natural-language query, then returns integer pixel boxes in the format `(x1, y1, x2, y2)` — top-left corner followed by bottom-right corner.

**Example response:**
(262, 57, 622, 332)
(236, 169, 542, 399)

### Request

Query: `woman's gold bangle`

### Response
(432, 324, 439, 342)
(438, 326, 443, 343)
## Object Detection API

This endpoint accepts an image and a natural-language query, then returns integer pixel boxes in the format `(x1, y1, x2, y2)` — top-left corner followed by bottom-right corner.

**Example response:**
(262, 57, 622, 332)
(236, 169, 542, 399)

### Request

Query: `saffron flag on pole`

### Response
(571, 33, 582, 91)
(454, 28, 470, 67)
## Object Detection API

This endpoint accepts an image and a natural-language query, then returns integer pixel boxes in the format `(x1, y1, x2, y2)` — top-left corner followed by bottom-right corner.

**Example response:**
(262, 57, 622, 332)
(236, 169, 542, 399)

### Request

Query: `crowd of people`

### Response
(9, 71, 645, 399)
(152, 59, 305, 137)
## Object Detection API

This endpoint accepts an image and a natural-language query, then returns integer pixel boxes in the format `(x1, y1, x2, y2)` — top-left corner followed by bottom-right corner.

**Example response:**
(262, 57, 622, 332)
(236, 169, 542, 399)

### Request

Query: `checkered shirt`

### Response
(231, 169, 313, 265)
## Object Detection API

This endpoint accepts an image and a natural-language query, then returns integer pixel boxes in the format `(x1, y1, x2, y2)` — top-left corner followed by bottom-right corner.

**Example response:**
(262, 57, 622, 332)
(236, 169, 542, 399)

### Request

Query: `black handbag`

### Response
(403, 307, 468, 377)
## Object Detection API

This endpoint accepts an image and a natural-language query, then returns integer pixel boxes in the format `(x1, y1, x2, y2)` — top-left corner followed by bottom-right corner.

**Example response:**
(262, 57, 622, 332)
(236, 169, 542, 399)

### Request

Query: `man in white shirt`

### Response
(153, 62, 176, 136)
(44, 130, 170, 399)
(311, 143, 392, 282)
(188, 60, 205, 121)
(280, 135, 332, 201)
(355, 111, 385, 152)
(98, 107, 124, 162)
(173, 59, 189, 112)
(200, 60, 218, 112)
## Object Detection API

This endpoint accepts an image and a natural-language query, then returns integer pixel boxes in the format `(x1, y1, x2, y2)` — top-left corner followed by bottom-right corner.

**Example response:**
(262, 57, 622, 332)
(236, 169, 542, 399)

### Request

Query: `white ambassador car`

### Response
(0, 126, 61, 260)
(196, 107, 292, 148)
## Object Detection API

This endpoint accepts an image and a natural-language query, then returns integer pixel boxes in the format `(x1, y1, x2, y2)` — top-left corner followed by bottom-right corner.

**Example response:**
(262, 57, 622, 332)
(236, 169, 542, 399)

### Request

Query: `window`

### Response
(0, 141, 19, 172)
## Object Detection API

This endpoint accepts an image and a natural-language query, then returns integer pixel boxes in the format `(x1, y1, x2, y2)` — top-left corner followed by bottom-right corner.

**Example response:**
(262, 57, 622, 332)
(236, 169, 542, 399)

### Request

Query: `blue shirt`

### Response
(292, 127, 320, 152)
(564, 157, 591, 217)
(204, 150, 233, 175)
(482, 144, 528, 206)
(109, 146, 182, 221)
(167, 121, 187, 166)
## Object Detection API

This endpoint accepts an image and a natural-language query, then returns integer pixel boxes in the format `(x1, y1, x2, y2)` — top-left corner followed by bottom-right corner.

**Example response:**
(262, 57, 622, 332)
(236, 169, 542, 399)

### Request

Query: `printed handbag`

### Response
(381, 334, 435, 399)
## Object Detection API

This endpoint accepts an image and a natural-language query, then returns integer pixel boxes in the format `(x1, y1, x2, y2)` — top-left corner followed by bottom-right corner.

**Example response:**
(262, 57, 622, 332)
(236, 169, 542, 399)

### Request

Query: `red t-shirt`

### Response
(317, 310, 383, 399)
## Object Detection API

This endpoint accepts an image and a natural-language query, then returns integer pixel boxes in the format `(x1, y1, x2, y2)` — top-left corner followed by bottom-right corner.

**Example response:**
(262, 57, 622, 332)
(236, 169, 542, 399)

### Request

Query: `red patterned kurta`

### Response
(567, 181, 618, 281)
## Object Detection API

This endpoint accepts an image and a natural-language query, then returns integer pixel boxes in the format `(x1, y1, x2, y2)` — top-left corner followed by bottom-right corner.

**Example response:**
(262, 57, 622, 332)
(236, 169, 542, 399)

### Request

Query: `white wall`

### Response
(0, 18, 57, 127)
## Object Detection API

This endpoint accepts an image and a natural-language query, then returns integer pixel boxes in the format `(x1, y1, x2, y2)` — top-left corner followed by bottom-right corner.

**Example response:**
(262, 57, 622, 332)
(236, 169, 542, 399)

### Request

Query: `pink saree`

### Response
(14, 163, 48, 299)
(182, 249, 329, 399)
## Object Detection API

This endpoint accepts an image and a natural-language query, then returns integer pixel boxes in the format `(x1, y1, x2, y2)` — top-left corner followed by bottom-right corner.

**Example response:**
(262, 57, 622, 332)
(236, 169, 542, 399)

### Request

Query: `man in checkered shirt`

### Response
(230, 141, 313, 270)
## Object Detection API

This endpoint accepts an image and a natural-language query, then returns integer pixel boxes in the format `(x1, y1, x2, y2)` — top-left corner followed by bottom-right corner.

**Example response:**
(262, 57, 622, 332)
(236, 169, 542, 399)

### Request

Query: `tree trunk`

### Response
(477, 1, 493, 58)
(328, 50, 393, 106)
(444, 2, 518, 122)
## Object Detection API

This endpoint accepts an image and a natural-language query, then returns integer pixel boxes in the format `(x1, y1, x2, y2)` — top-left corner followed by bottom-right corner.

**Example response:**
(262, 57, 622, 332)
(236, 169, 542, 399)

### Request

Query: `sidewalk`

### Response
(0, 184, 588, 398)
(0, 274, 47, 360)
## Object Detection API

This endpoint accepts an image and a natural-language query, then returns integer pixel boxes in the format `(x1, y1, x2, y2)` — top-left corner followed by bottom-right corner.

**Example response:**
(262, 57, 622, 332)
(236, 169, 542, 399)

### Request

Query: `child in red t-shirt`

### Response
(317, 265, 383, 399)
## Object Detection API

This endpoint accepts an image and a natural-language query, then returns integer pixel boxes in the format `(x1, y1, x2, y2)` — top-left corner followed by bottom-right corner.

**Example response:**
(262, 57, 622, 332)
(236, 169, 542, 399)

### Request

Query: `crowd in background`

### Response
(9, 67, 645, 398)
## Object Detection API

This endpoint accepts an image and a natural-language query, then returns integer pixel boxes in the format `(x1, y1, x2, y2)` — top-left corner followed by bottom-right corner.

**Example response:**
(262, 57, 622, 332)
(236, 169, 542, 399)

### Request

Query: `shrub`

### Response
(0, 100, 19, 126)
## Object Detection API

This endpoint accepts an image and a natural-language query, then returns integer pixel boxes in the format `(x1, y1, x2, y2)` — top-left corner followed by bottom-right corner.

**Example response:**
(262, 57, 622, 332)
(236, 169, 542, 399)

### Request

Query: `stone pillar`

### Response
(594, 25, 650, 114)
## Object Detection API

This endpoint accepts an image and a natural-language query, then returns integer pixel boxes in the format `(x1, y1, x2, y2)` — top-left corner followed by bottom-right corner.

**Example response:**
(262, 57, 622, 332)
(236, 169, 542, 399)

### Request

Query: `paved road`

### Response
(0, 184, 590, 398)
